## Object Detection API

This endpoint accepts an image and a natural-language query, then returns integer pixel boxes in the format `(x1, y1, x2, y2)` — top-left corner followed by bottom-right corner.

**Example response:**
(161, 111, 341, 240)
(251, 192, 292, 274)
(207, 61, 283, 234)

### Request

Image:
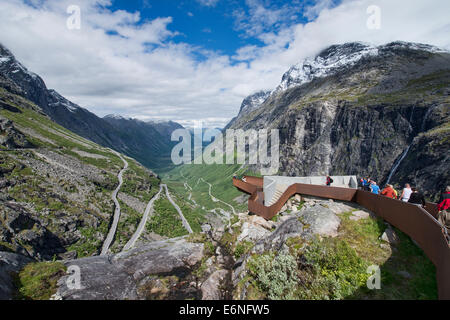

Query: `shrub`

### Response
(248, 251, 298, 300)
(234, 241, 253, 260)
(299, 238, 369, 299)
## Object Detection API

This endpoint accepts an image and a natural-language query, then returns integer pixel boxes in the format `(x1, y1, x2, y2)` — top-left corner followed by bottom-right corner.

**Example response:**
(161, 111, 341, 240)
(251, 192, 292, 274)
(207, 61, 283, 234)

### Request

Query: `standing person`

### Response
(370, 181, 380, 195)
(363, 177, 369, 190)
(326, 176, 333, 186)
(437, 186, 450, 229)
(408, 187, 426, 207)
(381, 184, 396, 199)
(400, 183, 413, 202)
(364, 178, 371, 191)
(359, 178, 364, 189)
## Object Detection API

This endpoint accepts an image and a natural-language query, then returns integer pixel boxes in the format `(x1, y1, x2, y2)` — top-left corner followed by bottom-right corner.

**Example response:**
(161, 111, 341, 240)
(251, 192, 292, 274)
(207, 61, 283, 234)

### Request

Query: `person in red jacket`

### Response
(381, 184, 396, 199)
(437, 186, 450, 229)
(326, 176, 333, 186)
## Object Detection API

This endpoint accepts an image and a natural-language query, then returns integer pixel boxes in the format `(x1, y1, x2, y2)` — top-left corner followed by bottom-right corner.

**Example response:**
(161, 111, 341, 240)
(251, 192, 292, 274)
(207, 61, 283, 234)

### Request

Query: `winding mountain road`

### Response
(163, 184, 193, 234)
(199, 178, 236, 215)
(101, 151, 128, 255)
(122, 185, 163, 251)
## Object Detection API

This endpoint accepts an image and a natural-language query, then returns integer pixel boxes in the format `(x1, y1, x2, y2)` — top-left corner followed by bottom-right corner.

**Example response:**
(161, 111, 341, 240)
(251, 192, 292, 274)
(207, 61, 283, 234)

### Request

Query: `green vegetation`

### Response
(234, 240, 254, 260)
(110, 201, 142, 253)
(166, 186, 207, 233)
(241, 209, 437, 300)
(67, 221, 109, 258)
(147, 195, 189, 238)
(164, 162, 248, 213)
(121, 159, 160, 203)
(0, 93, 123, 171)
(14, 261, 66, 300)
(247, 251, 299, 300)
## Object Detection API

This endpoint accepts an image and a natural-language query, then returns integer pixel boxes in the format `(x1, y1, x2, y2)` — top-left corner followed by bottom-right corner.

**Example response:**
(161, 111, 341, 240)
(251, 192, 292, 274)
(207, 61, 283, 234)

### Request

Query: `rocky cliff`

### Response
(227, 42, 450, 200)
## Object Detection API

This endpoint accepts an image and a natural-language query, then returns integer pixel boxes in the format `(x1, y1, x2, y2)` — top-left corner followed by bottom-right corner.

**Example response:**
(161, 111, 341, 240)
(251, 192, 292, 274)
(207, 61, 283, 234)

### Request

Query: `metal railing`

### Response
(232, 176, 450, 300)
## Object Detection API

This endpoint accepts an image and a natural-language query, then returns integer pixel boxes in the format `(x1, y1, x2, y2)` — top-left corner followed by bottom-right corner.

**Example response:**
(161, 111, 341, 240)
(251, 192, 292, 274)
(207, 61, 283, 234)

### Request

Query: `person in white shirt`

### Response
(400, 183, 412, 202)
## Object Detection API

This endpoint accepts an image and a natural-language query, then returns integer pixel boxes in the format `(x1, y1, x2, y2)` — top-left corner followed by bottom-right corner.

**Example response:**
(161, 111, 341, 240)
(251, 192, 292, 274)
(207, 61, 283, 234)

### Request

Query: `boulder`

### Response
(56, 238, 204, 300)
(349, 210, 371, 221)
(299, 205, 341, 238)
(0, 251, 33, 300)
(201, 269, 228, 300)
(249, 215, 275, 230)
(381, 227, 399, 245)
(251, 217, 304, 255)
(237, 222, 270, 243)
(327, 202, 358, 215)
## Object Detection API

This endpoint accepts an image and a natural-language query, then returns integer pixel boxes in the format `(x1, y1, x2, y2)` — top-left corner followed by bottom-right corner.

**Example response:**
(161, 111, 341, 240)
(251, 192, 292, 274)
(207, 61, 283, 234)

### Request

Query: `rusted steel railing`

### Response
(232, 176, 450, 300)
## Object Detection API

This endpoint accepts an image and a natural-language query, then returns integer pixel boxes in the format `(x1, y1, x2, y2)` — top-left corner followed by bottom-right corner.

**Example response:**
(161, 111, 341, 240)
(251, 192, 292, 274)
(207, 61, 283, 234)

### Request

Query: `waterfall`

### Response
(385, 145, 411, 185)
(385, 105, 435, 185)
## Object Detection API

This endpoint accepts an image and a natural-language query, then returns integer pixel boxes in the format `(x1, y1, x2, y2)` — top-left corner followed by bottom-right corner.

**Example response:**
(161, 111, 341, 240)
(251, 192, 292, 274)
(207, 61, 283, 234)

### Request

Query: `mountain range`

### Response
(0, 44, 182, 172)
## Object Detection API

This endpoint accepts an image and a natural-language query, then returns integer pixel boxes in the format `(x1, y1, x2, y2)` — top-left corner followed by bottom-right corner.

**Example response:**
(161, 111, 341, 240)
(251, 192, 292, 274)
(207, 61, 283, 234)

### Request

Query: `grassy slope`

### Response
(0, 90, 158, 257)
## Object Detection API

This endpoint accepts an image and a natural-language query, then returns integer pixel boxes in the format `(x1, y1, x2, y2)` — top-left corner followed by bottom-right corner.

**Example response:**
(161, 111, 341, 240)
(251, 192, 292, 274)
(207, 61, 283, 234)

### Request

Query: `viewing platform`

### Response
(232, 175, 450, 299)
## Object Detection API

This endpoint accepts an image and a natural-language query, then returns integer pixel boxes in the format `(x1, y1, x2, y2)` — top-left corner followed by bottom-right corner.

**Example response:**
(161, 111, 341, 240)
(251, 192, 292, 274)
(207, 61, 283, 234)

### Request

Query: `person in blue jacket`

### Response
(370, 181, 380, 195)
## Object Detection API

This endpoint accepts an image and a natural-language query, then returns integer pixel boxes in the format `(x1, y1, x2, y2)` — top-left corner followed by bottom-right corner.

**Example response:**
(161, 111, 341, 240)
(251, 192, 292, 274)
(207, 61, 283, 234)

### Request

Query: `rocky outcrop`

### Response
(0, 116, 33, 149)
(0, 251, 33, 300)
(201, 269, 229, 300)
(231, 195, 376, 298)
(0, 201, 66, 260)
(225, 90, 271, 129)
(55, 238, 205, 300)
(298, 205, 341, 238)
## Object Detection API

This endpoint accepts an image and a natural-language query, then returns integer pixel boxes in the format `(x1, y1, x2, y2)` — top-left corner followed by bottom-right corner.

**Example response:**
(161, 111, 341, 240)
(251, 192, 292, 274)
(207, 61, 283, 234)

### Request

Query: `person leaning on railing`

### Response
(437, 186, 450, 229)
(408, 187, 426, 207)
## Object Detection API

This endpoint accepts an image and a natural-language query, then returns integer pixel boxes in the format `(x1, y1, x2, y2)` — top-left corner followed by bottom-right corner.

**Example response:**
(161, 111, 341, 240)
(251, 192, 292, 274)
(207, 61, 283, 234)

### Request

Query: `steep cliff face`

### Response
(227, 42, 450, 200)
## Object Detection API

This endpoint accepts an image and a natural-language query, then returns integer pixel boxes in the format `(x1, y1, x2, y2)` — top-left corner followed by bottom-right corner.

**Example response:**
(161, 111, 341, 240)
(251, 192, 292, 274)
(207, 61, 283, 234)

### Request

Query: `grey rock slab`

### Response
(56, 238, 204, 300)
(299, 205, 341, 238)
(0, 251, 33, 300)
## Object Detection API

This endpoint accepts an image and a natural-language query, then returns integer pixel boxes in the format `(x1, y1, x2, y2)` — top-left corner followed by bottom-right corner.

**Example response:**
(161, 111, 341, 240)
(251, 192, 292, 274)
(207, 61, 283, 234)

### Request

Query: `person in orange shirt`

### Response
(381, 184, 397, 199)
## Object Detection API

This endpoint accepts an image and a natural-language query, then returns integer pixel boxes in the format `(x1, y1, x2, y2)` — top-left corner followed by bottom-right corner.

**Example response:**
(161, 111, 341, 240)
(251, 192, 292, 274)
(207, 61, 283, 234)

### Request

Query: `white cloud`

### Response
(233, 0, 299, 39)
(196, 0, 219, 8)
(0, 0, 449, 129)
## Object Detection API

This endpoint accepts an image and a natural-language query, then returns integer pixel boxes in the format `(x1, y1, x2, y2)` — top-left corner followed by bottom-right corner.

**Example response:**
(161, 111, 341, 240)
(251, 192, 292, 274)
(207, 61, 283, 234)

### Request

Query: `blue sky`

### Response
(111, 0, 320, 59)
(1, 0, 449, 128)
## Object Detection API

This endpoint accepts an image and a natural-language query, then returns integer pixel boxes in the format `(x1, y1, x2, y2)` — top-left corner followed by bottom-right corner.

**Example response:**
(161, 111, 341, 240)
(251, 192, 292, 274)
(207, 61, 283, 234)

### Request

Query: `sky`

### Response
(0, 0, 449, 128)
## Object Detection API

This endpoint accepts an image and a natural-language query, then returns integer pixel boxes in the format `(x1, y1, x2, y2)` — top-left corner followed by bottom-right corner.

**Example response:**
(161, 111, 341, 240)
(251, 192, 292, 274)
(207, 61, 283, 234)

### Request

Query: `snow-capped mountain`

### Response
(225, 90, 271, 129)
(238, 90, 272, 116)
(273, 41, 447, 94)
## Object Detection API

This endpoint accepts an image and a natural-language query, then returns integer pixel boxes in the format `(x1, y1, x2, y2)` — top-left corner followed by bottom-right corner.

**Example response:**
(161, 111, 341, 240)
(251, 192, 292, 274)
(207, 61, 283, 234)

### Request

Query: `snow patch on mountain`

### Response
(238, 90, 271, 116)
(272, 41, 449, 95)
(48, 90, 80, 113)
